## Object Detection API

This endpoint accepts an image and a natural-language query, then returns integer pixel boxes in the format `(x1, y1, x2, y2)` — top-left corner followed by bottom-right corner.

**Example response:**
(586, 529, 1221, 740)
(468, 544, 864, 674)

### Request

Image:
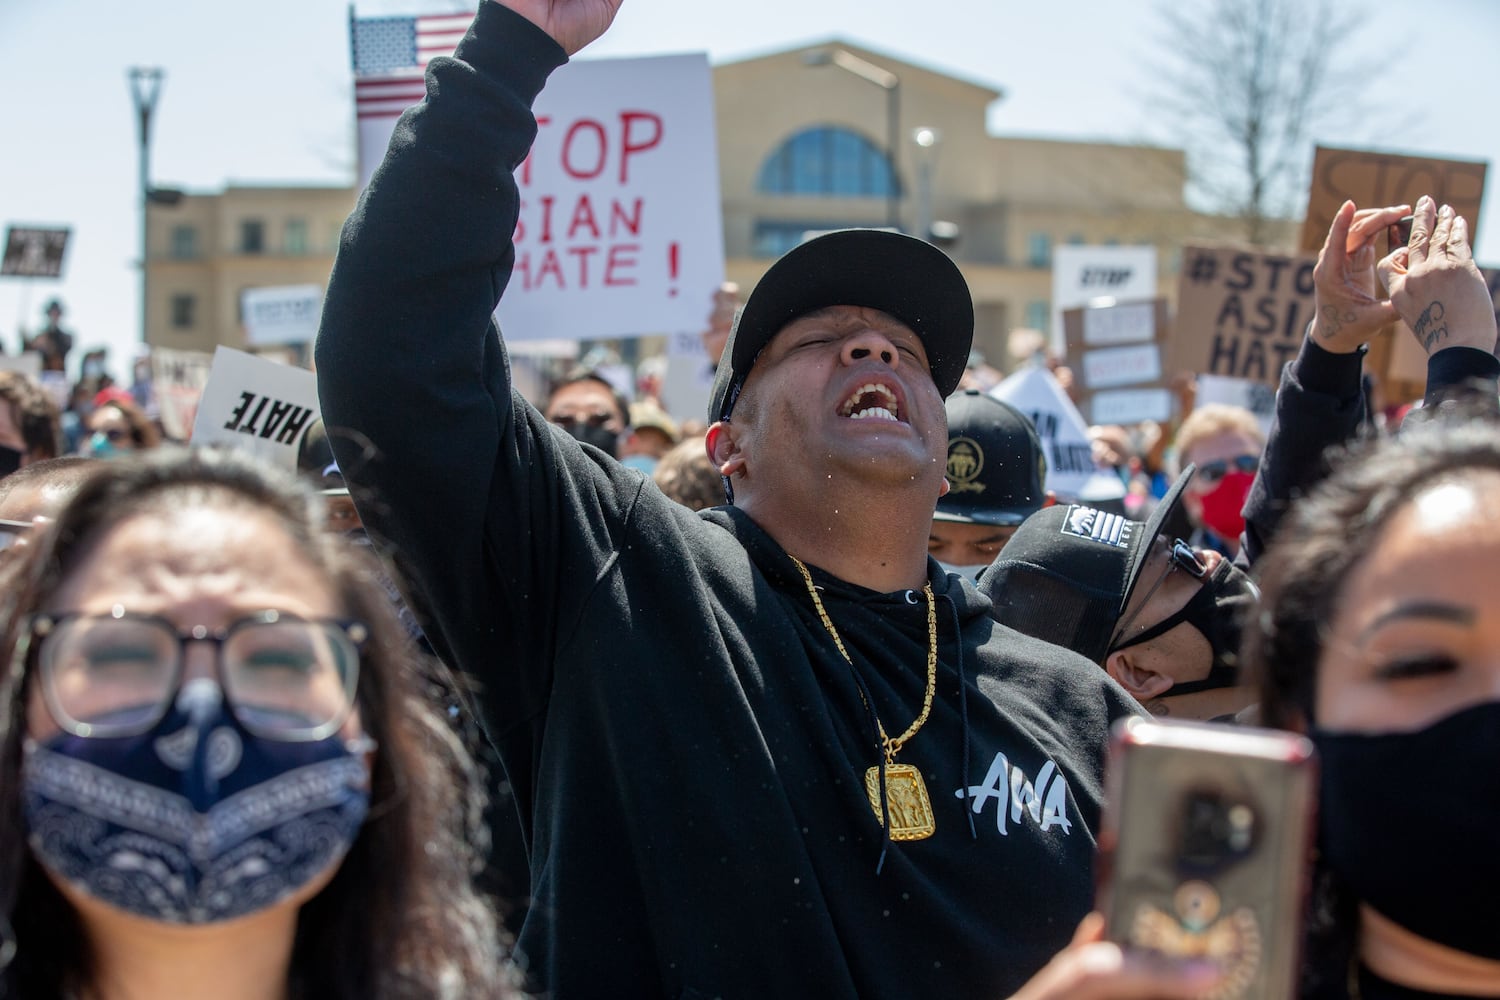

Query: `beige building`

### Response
(144, 185, 354, 353)
(146, 38, 1285, 364)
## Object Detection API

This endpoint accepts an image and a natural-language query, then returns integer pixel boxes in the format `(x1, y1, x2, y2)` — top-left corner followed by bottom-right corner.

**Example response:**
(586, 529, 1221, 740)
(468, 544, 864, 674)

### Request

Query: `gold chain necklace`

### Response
(790, 555, 938, 841)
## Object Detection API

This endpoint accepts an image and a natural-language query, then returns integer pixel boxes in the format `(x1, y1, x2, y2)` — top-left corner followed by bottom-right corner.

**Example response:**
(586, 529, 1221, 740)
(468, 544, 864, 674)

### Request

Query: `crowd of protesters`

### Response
(1, 1, 1498, 998)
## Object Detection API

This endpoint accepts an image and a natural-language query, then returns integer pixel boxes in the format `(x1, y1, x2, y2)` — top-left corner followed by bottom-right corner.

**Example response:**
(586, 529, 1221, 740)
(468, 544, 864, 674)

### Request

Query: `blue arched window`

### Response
(756, 126, 900, 197)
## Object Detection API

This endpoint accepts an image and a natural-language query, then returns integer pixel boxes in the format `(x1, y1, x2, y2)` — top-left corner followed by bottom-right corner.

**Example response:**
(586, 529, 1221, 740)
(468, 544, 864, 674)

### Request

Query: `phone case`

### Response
(1096, 717, 1316, 1000)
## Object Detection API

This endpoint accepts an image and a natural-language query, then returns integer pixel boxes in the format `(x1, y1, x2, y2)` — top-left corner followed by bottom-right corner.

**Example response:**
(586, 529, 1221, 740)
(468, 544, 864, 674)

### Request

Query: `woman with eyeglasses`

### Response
(0, 448, 514, 998)
(82, 397, 159, 458)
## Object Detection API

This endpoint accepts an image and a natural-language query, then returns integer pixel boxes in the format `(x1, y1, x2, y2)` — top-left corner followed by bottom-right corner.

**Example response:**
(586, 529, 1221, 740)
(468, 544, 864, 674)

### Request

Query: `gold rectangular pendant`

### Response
(864, 763, 936, 841)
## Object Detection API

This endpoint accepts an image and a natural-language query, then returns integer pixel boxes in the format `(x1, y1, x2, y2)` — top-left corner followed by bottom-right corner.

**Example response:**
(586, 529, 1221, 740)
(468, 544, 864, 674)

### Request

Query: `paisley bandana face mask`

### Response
(23, 679, 372, 925)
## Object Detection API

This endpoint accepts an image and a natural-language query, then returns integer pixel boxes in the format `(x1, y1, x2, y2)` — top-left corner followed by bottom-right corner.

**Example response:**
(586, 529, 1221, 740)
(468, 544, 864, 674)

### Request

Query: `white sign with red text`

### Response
(357, 54, 724, 342)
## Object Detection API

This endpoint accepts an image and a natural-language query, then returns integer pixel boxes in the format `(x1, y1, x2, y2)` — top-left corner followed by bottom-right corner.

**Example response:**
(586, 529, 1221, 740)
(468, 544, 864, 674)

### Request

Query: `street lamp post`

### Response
(804, 49, 901, 230)
(911, 127, 940, 243)
(128, 67, 164, 344)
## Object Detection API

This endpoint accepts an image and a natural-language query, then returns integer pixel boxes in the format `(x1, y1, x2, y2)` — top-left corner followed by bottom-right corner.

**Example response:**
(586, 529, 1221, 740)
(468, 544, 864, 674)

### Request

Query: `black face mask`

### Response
(1313, 701, 1500, 960)
(0, 444, 22, 478)
(560, 422, 619, 459)
(1112, 558, 1259, 694)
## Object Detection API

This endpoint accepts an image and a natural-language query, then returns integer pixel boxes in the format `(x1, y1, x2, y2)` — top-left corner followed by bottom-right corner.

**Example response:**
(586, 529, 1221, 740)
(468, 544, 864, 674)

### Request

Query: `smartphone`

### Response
(1096, 717, 1316, 1000)
(1388, 214, 1415, 255)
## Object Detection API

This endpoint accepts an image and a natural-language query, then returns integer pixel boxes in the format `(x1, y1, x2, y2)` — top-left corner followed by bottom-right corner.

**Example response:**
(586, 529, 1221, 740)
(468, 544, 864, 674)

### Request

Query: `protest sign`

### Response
(151, 346, 215, 441)
(1170, 244, 1317, 388)
(242, 285, 324, 347)
(661, 331, 714, 426)
(990, 366, 1121, 501)
(355, 49, 724, 342)
(1, 227, 70, 278)
(1300, 146, 1487, 256)
(0, 352, 43, 379)
(1050, 245, 1157, 358)
(1195, 374, 1276, 439)
(1300, 146, 1489, 401)
(1062, 298, 1171, 425)
(190, 348, 319, 470)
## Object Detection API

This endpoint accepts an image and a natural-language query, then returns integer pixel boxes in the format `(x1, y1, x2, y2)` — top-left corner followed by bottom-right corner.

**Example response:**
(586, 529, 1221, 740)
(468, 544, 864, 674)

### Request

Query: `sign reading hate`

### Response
(191, 348, 320, 471)
(1169, 245, 1318, 387)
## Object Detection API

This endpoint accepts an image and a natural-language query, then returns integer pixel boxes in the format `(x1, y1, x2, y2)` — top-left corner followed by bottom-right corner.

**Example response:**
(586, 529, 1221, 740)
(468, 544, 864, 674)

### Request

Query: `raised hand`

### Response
(1309, 199, 1411, 354)
(1377, 195, 1498, 356)
(493, 0, 622, 55)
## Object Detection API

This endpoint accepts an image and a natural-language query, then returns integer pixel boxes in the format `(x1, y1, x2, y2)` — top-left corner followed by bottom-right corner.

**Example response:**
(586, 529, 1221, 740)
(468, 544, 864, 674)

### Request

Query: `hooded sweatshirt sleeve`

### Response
(315, 4, 645, 770)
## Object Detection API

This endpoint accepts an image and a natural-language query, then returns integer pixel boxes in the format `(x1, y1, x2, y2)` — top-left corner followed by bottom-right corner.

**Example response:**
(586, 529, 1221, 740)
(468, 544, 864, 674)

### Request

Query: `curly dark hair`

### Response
(0, 447, 516, 998)
(1244, 406, 1500, 998)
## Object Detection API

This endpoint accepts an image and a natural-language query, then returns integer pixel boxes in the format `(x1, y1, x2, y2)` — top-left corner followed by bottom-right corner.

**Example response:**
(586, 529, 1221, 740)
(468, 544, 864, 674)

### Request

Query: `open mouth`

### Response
(838, 382, 902, 423)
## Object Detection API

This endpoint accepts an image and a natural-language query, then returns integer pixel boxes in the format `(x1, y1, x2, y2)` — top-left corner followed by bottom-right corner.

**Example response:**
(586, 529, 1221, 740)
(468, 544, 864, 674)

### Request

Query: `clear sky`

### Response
(2, 0, 1496, 372)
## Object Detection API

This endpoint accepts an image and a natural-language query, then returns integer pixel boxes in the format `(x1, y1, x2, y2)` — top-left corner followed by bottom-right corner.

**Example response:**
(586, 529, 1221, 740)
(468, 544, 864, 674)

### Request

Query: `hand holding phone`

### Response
(1096, 718, 1316, 1000)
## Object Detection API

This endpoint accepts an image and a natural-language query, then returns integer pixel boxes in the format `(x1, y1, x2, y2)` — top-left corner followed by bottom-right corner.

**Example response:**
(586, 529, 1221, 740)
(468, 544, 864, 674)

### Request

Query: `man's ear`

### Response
(705, 420, 746, 478)
(938, 476, 951, 499)
(1103, 649, 1174, 701)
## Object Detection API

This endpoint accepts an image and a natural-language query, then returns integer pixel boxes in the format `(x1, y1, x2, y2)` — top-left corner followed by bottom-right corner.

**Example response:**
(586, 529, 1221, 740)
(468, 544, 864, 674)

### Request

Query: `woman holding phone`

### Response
(0, 448, 515, 999)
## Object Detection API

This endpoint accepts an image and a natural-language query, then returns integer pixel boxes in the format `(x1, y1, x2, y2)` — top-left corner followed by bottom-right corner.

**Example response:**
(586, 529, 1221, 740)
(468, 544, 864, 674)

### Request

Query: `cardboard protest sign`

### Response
(1300, 146, 1487, 256)
(1170, 245, 1317, 388)
(242, 285, 323, 347)
(1300, 146, 1489, 401)
(1, 227, 70, 278)
(1195, 374, 1276, 439)
(989, 366, 1123, 501)
(1062, 298, 1172, 425)
(356, 53, 724, 342)
(1050, 245, 1157, 358)
(151, 346, 215, 441)
(190, 348, 319, 471)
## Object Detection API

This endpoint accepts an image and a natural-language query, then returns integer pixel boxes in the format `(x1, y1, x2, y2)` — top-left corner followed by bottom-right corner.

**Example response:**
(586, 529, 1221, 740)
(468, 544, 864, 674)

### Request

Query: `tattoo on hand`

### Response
(1414, 301, 1448, 352)
(1317, 305, 1358, 341)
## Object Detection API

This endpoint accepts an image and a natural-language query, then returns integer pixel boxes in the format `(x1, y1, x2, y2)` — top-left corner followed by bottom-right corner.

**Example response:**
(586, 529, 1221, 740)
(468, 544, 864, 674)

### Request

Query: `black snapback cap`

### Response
(977, 466, 1196, 663)
(934, 390, 1047, 527)
(708, 229, 974, 423)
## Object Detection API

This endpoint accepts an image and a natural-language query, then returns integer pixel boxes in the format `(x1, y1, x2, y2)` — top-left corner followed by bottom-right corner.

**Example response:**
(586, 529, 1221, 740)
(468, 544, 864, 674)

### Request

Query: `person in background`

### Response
(929, 389, 1048, 577)
(1172, 403, 1264, 559)
(980, 467, 1258, 722)
(83, 394, 159, 458)
(542, 368, 629, 458)
(0, 371, 62, 477)
(0, 448, 513, 998)
(1250, 416, 1500, 999)
(618, 400, 680, 475)
(651, 433, 722, 511)
(22, 300, 73, 374)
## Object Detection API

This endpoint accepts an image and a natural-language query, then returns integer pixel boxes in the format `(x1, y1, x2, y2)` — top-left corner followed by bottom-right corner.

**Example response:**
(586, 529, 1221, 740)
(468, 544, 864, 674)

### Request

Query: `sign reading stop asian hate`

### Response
(502, 54, 724, 341)
(1169, 245, 1318, 388)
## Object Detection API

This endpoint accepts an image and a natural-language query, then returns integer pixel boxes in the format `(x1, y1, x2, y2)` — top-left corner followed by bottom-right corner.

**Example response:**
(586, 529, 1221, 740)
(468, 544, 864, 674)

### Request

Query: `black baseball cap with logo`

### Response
(976, 466, 1196, 664)
(934, 390, 1046, 527)
(708, 229, 974, 423)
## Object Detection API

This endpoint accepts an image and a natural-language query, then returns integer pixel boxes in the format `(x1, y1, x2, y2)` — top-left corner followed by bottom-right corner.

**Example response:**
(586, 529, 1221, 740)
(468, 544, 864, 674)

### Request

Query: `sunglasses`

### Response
(1109, 538, 1208, 650)
(0, 518, 34, 551)
(1196, 454, 1259, 486)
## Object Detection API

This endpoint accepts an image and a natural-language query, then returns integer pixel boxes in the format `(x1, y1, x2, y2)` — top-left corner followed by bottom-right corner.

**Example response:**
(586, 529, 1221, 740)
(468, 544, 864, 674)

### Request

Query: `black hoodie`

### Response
(316, 6, 1141, 996)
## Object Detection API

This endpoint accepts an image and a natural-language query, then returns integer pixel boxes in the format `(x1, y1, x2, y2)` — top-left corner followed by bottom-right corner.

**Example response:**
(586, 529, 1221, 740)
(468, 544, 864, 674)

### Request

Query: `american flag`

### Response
(351, 11, 474, 120)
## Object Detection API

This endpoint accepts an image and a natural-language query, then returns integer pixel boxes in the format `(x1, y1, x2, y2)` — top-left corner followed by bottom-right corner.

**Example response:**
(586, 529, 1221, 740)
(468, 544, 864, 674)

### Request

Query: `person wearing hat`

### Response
(22, 299, 73, 373)
(979, 467, 1260, 722)
(315, 3, 1179, 998)
(619, 398, 680, 475)
(928, 390, 1049, 578)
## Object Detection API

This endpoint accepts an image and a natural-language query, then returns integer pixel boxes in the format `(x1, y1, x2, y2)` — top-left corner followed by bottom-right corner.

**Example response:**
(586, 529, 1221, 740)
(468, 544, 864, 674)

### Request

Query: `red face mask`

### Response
(1197, 470, 1254, 542)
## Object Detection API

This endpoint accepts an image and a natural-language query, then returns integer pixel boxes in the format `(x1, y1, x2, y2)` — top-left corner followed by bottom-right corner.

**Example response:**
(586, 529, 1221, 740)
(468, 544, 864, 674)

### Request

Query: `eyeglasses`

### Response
(100, 428, 131, 443)
(550, 412, 617, 431)
(1109, 538, 1208, 650)
(0, 519, 33, 552)
(22, 609, 366, 742)
(1196, 454, 1259, 486)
